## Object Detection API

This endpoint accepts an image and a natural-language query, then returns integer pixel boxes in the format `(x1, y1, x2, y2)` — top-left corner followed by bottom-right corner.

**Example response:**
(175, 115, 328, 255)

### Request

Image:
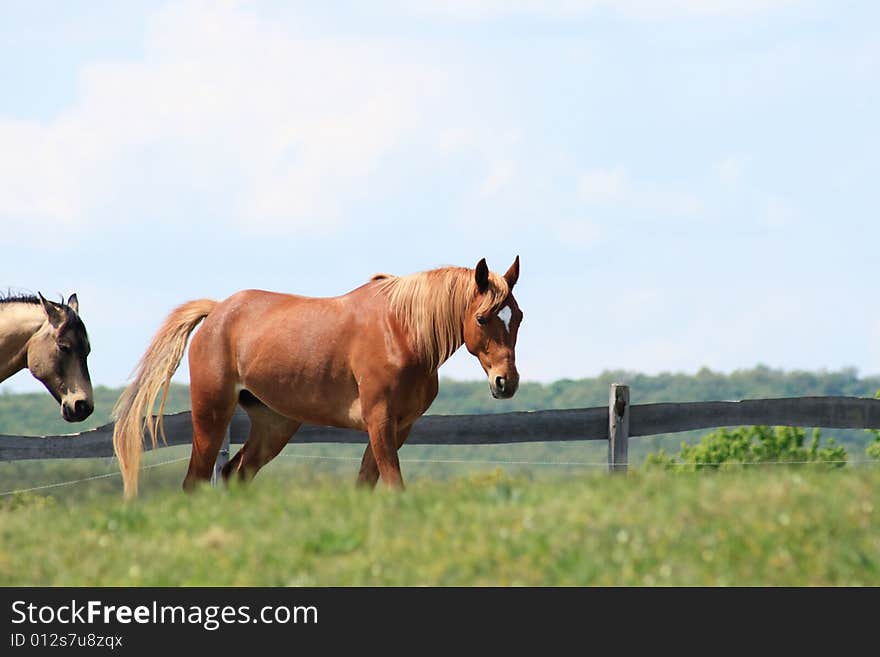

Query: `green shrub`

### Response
(644, 425, 847, 471)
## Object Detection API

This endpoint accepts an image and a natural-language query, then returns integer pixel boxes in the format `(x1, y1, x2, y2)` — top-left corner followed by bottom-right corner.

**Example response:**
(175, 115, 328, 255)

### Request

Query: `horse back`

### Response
(187, 285, 425, 427)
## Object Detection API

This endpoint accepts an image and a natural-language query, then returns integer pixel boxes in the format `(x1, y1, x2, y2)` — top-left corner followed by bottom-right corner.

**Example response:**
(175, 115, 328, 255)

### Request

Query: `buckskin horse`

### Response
(0, 293, 94, 422)
(113, 257, 522, 497)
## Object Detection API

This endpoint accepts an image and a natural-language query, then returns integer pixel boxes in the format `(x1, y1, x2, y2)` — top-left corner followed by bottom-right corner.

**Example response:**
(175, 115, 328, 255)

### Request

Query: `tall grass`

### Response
(1, 462, 876, 586)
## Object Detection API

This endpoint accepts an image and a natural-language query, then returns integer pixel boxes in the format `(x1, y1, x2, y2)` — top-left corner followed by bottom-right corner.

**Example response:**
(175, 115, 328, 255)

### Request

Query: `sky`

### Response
(1, 0, 879, 393)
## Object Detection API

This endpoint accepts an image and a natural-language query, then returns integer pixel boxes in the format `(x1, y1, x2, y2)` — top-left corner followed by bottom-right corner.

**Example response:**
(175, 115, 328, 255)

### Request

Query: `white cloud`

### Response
(563, 286, 831, 377)
(761, 196, 796, 228)
(0, 118, 93, 227)
(0, 1, 446, 236)
(578, 167, 628, 202)
(480, 159, 516, 197)
(398, 0, 803, 20)
(578, 166, 703, 218)
(717, 155, 747, 187)
(553, 218, 603, 250)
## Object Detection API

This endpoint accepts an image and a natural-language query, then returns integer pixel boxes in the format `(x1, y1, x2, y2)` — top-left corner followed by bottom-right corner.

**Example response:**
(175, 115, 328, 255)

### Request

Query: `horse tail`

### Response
(113, 299, 217, 498)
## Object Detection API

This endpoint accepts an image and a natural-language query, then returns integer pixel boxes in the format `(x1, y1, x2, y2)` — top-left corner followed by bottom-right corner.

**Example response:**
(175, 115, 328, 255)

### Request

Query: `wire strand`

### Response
(0, 456, 189, 497)
(279, 452, 880, 468)
(3, 452, 879, 498)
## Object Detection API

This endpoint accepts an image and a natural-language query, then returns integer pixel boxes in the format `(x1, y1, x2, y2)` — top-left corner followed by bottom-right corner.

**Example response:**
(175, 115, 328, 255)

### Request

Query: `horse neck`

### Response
(376, 268, 473, 372)
(0, 303, 45, 381)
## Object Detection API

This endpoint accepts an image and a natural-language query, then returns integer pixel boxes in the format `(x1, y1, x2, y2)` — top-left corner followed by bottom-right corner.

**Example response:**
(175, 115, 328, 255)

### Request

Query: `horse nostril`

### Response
(495, 376, 506, 391)
(74, 399, 93, 418)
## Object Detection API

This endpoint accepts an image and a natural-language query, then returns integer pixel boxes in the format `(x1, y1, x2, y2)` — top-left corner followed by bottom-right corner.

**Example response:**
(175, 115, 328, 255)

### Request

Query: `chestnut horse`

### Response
(0, 293, 94, 422)
(113, 257, 522, 497)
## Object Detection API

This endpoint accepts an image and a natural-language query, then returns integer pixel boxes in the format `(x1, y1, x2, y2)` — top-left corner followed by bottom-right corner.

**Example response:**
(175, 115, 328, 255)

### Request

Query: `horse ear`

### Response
(503, 255, 520, 289)
(474, 258, 490, 294)
(67, 293, 79, 314)
(38, 292, 65, 328)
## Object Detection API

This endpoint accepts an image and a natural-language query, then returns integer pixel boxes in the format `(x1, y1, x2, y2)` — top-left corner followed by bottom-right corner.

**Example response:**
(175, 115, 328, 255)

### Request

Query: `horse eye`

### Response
(58, 343, 72, 353)
(476, 315, 488, 326)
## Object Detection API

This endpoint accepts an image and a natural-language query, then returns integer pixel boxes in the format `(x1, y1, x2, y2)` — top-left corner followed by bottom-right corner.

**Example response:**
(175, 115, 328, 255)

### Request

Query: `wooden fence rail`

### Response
(3, 387, 880, 471)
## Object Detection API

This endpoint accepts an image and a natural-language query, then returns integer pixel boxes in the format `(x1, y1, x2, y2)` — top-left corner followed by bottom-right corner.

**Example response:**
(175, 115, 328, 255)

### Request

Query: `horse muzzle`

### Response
(62, 398, 94, 422)
(489, 373, 519, 399)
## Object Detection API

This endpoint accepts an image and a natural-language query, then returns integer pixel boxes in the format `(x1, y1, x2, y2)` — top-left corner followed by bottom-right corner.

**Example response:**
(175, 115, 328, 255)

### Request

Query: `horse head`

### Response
(463, 256, 522, 399)
(28, 293, 94, 422)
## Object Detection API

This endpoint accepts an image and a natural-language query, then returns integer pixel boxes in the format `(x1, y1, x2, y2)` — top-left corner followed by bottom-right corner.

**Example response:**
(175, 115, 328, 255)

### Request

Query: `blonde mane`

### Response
(373, 267, 510, 371)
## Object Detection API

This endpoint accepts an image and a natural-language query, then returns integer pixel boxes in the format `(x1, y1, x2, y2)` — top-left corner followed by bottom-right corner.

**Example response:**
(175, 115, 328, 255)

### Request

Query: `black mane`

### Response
(0, 292, 41, 306)
(0, 293, 79, 330)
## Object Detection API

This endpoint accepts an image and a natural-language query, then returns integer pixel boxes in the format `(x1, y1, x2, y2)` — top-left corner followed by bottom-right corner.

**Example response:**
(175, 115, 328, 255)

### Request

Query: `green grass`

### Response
(0, 456, 877, 586)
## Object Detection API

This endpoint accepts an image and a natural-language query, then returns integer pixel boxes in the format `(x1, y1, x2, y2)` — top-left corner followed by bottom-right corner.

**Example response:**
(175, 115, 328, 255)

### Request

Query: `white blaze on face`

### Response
(498, 305, 512, 333)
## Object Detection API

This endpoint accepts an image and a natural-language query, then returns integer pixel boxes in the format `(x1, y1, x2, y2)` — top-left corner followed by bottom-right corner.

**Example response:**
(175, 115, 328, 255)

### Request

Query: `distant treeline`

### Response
(0, 385, 192, 437)
(2, 366, 879, 437)
(431, 366, 880, 415)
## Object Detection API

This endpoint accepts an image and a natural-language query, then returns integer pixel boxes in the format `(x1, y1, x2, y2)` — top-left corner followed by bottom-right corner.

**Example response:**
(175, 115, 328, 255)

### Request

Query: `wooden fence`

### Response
(3, 385, 880, 473)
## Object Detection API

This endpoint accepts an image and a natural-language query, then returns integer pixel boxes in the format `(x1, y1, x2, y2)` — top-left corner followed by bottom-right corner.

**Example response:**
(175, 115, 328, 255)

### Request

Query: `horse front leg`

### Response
(357, 425, 411, 489)
(363, 411, 404, 489)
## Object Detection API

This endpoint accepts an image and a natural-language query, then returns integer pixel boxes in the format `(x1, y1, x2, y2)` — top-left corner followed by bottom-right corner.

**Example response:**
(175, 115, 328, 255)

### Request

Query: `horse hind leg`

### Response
(182, 378, 239, 492)
(222, 390, 301, 483)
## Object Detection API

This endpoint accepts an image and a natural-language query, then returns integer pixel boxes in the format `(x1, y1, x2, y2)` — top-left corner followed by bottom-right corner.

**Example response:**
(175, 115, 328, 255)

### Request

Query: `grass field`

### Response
(0, 450, 877, 586)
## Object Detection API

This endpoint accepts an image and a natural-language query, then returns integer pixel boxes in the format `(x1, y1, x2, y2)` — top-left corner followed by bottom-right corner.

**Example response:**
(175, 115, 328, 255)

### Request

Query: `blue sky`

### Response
(2, 0, 878, 393)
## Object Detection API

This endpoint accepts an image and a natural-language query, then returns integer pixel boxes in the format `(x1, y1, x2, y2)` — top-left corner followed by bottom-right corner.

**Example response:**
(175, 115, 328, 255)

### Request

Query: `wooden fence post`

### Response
(211, 427, 231, 486)
(609, 384, 629, 472)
